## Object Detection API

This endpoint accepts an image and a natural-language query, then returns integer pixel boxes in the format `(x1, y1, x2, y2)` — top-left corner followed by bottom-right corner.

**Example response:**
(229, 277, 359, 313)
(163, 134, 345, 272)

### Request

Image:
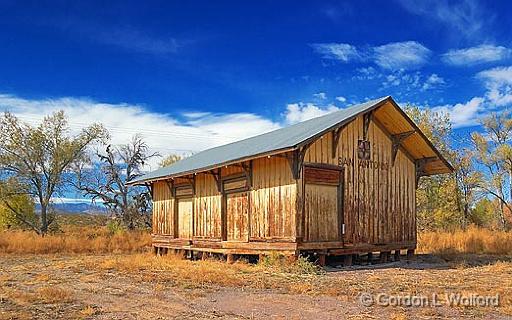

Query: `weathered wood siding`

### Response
(226, 192, 249, 241)
(177, 198, 193, 238)
(302, 114, 416, 245)
(152, 181, 174, 235)
(304, 184, 339, 242)
(250, 157, 296, 240)
(194, 174, 222, 239)
(151, 156, 297, 241)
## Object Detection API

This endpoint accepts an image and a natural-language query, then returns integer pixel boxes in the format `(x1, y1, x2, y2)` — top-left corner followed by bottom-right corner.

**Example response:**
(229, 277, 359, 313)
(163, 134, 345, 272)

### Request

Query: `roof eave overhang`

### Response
(126, 146, 296, 186)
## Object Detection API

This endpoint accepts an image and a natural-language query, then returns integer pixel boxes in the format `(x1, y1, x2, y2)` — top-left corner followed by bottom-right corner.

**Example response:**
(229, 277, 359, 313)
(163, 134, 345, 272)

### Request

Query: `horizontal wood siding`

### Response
(303, 114, 416, 245)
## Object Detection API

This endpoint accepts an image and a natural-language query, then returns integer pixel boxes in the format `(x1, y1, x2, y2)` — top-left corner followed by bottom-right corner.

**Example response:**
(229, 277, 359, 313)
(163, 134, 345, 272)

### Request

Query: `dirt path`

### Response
(1, 254, 510, 319)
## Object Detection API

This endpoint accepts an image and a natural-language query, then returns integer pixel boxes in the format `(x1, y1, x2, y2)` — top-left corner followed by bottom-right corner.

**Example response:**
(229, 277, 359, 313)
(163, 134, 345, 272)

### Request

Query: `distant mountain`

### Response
(36, 202, 108, 214)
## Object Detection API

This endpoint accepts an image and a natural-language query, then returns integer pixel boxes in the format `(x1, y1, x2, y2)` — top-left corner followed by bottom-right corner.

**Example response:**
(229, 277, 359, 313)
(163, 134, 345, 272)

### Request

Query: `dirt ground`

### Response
(1, 254, 511, 319)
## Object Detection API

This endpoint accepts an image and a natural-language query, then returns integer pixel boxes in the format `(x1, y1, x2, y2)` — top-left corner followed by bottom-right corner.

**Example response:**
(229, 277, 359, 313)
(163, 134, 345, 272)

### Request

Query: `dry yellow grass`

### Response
(81, 252, 512, 315)
(1, 225, 511, 257)
(37, 286, 73, 303)
(0, 227, 151, 254)
(418, 226, 512, 255)
(92, 252, 321, 291)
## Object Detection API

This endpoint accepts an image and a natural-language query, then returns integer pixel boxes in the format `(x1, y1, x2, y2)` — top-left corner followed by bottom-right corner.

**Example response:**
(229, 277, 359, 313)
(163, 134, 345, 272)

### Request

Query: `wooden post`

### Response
(394, 250, 401, 261)
(380, 251, 391, 263)
(258, 254, 265, 263)
(318, 254, 326, 267)
(343, 254, 353, 267)
(407, 249, 415, 260)
(367, 252, 373, 264)
(227, 254, 235, 264)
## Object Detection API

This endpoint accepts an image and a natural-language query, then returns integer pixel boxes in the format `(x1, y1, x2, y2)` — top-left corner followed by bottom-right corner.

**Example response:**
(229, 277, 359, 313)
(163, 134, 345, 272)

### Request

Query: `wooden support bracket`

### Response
(207, 169, 222, 193)
(287, 141, 314, 179)
(415, 157, 436, 188)
(363, 111, 373, 140)
(185, 176, 196, 195)
(241, 161, 252, 188)
(391, 130, 415, 166)
(165, 179, 175, 197)
(331, 124, 347, 158)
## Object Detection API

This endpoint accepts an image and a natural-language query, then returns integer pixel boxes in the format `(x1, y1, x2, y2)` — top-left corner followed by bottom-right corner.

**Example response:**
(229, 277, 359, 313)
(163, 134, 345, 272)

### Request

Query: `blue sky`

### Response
(1, 0, 512, 181)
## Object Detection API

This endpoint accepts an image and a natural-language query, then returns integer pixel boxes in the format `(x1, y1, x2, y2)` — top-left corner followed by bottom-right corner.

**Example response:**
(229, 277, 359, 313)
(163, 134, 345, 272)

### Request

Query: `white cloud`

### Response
(422, 74, 445, 90)
(477, 66, 512, 106)
(442, 45, 511, 66)
(352, 67, 382, 80)
(335, 96, 347, 103)
(96, 27, 180, 55)
(0, 93, 281, 170)
(284, 102, 339, 124)
(312, 41, 431, 70)
(373, 41, 431, 70)
(432, 97, 484, 128)
(313, 92, 327, 100)
(424, 65, 512, 128)
(309, 43, 362, 62)
(397, 0, 490, 40)
(381, 70, 444, 91)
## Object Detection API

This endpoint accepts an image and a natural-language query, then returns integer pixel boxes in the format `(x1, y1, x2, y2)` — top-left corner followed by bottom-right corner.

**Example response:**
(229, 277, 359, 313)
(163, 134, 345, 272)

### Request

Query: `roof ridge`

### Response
(162, 96, 390, 167)
(129, 95, 391, 184)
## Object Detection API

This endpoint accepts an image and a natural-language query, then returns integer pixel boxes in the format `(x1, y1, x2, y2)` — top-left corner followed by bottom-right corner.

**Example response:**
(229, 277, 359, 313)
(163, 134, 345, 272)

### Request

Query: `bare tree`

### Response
(74, 135, 158, 229)
(0, 111, 107, 235)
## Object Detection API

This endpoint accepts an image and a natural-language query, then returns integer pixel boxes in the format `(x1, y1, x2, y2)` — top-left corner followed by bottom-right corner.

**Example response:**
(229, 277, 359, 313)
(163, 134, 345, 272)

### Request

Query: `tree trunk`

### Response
(463, 203, 470, 230)
(40, 204, 48, 236)
(510, 170, 512, 203)
(499, 201, 507, 231)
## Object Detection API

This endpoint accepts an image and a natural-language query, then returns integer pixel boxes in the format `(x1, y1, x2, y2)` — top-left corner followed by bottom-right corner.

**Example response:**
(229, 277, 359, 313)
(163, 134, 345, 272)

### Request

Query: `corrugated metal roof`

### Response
(129, 96, 390, 185)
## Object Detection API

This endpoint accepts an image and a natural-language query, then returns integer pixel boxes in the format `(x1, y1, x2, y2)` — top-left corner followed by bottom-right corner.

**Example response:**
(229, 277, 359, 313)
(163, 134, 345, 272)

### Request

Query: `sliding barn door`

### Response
(303, 165, 344, 242)
(226, 192, 249, 242)
(177, 198, 193, 239)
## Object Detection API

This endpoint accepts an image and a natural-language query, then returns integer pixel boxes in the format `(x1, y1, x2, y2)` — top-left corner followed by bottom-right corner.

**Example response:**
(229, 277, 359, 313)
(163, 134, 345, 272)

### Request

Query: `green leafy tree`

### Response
(470, 198, 498, 228)
(452, 148, 482, 228)
(471, 112, 512, 229)
(0, 178, 36, 230)
(405, 105, 466, 230)
(0, 111, 107, 235)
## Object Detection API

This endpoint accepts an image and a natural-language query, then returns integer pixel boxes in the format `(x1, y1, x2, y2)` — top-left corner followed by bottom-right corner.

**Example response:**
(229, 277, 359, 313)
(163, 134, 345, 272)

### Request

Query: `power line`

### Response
(14, 114, 243, 141)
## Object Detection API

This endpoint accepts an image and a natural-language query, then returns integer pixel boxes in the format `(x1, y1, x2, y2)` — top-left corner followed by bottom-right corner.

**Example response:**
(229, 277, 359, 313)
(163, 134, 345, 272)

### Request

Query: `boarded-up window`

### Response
(304, 166, 341, 185)
(223, 177, 248, 192)
(222, 175, 249, 192)
(175, 186, 193, 197)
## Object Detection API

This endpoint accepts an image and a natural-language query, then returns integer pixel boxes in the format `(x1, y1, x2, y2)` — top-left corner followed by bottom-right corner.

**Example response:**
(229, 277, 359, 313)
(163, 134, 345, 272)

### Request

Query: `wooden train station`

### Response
(128, 96, 452, 265)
